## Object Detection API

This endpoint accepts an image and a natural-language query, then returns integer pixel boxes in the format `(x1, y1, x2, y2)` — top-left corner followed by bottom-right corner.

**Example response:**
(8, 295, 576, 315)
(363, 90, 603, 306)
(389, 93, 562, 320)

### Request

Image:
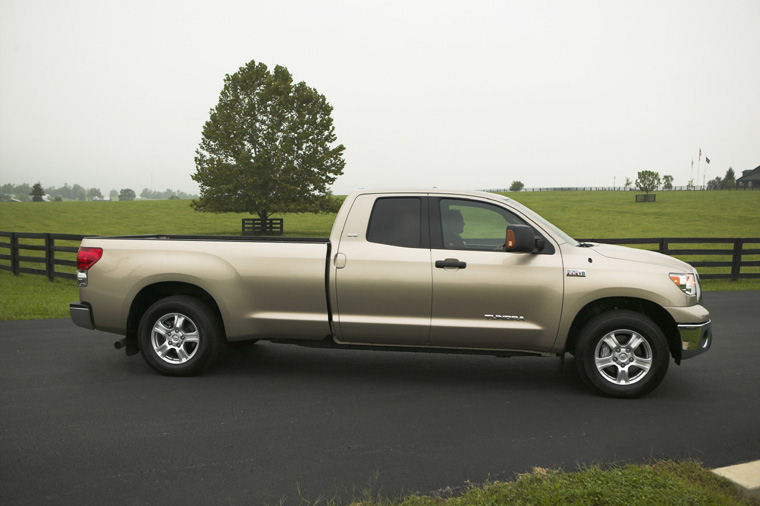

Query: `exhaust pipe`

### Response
(114, 338, 126, 350)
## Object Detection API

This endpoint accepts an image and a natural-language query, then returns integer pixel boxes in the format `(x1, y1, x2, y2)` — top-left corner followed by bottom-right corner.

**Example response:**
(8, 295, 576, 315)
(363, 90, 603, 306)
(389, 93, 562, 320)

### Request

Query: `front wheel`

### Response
(575, 310, 670, 398)
(138, 295, 222, 376)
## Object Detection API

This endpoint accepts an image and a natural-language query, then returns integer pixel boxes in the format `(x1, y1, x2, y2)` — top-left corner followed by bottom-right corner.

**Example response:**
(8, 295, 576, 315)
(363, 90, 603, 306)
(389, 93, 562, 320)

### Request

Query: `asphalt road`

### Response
(1, 292, 758, 504)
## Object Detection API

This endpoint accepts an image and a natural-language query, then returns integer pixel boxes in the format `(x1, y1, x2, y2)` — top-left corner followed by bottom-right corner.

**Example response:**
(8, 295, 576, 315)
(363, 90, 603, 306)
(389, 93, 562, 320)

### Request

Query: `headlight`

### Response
(669, 272, 700, 298)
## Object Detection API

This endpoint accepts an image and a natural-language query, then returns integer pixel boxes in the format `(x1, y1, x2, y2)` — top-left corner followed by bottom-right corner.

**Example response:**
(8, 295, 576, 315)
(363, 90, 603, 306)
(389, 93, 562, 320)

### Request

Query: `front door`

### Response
(430, 197, 564, 352)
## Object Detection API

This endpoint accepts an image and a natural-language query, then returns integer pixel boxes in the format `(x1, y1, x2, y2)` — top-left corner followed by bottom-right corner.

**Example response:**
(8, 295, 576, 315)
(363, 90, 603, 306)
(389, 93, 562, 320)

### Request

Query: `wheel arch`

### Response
(564, 297, 682, 364)
(125, 282, 226, 354)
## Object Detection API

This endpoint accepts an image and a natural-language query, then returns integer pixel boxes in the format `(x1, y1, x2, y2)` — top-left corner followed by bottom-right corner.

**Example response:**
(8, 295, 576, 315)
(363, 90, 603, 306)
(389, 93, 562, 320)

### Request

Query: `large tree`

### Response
(635, 170, 661, 193)
(192, 60, 345, 221)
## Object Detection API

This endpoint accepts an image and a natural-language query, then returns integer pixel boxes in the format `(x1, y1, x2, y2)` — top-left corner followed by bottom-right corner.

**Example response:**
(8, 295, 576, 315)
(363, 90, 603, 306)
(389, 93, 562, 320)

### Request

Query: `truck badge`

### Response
(484, 314, 525, 321)
(567, 269, 587, 277)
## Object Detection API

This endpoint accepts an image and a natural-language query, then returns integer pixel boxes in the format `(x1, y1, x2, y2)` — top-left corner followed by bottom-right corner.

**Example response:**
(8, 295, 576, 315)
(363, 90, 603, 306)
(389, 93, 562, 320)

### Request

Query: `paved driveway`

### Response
(1, 292, 758, 504)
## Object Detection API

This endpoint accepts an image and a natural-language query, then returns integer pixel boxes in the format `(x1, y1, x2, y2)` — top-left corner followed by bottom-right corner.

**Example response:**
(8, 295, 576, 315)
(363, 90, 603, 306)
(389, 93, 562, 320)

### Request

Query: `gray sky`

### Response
(1, 0, 759, 195)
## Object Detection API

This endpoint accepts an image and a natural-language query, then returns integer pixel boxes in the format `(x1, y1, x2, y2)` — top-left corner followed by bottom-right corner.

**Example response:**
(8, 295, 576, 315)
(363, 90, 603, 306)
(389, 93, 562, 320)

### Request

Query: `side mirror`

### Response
(505, 224, 542, 253)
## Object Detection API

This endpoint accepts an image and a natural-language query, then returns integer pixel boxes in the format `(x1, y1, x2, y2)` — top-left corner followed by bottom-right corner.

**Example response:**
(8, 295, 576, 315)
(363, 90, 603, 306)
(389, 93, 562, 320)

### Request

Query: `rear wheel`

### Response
(575, 310, 670, 398)
(138, 295, 222, 376)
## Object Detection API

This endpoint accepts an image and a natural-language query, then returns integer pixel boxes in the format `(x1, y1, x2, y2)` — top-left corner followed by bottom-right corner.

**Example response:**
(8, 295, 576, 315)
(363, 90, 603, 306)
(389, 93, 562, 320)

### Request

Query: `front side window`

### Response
(440, 198, 527, 251)
(367, 197, 422, 248)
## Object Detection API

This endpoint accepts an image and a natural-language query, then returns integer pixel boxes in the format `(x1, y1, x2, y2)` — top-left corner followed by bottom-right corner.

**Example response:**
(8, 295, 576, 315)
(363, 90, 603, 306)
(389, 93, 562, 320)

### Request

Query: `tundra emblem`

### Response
(566, 269, 587, 277)
(484, 314, 525, 321)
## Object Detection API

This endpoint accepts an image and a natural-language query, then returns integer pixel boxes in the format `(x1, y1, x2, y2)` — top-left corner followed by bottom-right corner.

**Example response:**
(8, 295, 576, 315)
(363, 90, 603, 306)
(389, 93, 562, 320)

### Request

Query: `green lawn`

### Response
(0, 271, 77, 320)
(396, 461, 758, 505)
(498, 189, 760, 238)
(0, 199, 337, 237)
(1, 190, 757, 238)
(313, 460, 757, 505)
(1, 191, 758, 321)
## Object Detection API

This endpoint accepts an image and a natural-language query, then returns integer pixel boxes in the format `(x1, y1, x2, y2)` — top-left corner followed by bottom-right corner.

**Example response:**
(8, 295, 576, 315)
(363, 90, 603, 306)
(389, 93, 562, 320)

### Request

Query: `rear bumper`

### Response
(70, 303, 94, 330)
(678, 320, 712, 359)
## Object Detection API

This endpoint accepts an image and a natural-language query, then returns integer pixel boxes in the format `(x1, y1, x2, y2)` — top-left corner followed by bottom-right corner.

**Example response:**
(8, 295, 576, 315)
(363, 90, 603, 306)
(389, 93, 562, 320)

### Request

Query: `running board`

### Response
(268, 336, 551, 358)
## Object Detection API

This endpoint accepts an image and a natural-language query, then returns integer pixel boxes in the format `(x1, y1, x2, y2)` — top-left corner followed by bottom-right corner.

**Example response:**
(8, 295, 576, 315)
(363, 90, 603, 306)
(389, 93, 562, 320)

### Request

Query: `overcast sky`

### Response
(1, 0, 759, 194)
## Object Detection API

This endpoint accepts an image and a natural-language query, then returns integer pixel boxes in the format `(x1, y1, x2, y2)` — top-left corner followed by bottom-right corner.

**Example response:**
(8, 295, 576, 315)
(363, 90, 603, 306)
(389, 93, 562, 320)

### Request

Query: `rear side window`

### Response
(366, 197, 422, 248)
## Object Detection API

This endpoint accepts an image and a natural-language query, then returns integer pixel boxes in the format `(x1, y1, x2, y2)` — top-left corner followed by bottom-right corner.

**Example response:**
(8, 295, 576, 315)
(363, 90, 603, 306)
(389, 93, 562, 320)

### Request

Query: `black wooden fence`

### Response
(241, 218, 284, 235)
(0, 232, 85, 280)
(1, 232, 758, 281)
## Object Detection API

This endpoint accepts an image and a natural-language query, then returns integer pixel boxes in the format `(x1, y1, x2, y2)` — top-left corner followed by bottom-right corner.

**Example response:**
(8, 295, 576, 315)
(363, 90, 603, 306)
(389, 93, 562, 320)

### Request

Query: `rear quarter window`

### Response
(366, 197, 422, 248)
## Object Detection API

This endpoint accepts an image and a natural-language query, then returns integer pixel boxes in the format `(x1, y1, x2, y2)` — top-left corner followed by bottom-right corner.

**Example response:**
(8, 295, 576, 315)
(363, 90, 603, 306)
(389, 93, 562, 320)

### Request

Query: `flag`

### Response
(706, 157, 710, 164)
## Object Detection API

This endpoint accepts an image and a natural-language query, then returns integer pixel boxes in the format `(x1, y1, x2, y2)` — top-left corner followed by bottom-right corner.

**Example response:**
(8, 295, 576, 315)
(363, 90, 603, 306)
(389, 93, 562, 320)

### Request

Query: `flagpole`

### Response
(690, 159, 694, 189)
(698, 148, 702, 190)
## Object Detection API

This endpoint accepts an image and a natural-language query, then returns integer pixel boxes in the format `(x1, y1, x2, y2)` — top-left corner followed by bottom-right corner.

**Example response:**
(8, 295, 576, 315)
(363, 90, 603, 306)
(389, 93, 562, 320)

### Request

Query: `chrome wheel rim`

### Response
(594, 329, 653, 386)
(151, 313, 200, 365)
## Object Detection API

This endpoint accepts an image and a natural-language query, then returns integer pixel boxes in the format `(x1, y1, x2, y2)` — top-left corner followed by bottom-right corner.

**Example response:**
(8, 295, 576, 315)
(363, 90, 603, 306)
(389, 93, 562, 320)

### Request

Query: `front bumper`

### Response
(70, 302, 94, 330)
(678, 320, 712, 359)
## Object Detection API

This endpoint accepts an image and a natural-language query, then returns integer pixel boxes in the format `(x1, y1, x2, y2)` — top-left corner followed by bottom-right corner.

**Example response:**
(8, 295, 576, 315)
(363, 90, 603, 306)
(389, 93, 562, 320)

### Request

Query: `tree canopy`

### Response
(723, 167, 736, 189)
(635, 170, 661, 193)
(30, 183, 45, 202)
(191, 60, 345, 220)
(119, 188, 136, 201)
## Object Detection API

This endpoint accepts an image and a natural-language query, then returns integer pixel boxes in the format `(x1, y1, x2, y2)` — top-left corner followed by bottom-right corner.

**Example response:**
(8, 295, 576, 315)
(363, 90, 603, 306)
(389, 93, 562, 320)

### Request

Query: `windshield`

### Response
(493, 195, 579, 246)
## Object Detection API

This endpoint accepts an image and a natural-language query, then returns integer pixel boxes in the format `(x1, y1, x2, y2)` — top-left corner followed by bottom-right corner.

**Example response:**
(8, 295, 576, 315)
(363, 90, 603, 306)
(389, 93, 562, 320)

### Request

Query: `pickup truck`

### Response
(69, 190, 712, 397)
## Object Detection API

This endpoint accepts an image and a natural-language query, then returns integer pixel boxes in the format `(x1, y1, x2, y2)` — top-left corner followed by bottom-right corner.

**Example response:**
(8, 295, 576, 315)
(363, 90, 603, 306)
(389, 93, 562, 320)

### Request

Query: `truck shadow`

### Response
(215, 341, 587, 394)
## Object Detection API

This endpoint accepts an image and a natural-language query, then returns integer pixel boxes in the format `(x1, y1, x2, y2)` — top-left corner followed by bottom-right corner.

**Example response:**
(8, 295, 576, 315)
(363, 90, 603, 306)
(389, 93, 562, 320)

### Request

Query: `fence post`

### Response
(45, 233, 55, 281)
(658, 238, 668, 254)
(10, 232, 19, 275)
(730, 238, 743, 281)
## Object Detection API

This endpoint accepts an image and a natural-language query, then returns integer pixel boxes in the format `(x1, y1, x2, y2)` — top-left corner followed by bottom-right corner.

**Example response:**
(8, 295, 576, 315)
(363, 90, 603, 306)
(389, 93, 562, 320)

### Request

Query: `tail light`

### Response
(77, 247, 103, 271)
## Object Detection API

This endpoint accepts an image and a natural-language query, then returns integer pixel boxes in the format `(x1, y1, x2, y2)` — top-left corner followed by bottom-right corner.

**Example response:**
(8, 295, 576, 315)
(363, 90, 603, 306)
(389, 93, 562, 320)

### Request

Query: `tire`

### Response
(138, 295, 222, 376)
(574, 310, 670, 398)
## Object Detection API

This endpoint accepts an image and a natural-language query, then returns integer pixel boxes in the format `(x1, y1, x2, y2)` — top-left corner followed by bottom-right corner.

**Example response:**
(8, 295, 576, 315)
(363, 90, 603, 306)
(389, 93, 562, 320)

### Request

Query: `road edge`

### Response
(712, 460, 760, 499)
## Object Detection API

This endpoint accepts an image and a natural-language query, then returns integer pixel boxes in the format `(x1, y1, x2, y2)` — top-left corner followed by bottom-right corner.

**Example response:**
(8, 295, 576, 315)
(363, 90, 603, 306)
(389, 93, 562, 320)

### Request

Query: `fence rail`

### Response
(1, 232, 758, 281)
(241, 218, 283, 235)
(0, 232, 86, 280)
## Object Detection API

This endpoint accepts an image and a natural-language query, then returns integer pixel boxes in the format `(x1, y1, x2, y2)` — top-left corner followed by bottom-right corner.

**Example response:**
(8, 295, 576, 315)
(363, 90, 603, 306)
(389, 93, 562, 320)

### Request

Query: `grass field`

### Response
(318, 460, 756, 505)
(1, 190, 758, 238)
(1, 191, 758, 320)
(498, 189, 759, 238)
(0, 271, 76, 320)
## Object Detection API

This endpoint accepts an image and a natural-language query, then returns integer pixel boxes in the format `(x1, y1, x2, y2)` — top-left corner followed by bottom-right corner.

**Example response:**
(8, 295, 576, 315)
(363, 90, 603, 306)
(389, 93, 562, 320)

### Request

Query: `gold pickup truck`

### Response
(69, 190, 712, 397)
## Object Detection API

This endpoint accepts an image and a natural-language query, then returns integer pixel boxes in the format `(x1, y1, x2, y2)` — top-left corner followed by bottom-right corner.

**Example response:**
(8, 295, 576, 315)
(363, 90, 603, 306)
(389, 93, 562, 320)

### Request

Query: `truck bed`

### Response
(90, 234, 329, 243)
(78, 235, 333, 340)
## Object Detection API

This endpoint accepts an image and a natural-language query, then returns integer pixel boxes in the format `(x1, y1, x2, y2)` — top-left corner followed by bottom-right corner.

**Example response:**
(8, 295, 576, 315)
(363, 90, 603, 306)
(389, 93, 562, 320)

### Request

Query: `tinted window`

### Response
(440, 198, 527, 251)
(367, 197, 421, 248)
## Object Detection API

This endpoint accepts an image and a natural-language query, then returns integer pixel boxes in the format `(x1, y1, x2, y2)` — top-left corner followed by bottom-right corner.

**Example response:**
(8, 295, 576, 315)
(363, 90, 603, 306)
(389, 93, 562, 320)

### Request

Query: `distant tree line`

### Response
(0, 182, 197, 202)
(0, 182, 102, 202)
(140, 188, 197, 200)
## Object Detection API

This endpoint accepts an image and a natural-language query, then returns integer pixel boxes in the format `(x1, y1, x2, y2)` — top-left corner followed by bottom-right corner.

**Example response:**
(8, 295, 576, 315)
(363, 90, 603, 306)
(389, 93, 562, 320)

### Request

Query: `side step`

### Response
(269, 336, 551, 359)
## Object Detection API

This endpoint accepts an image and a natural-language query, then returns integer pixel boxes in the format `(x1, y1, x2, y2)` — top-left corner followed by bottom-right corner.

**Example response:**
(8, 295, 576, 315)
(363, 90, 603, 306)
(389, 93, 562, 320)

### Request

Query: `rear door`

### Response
(429, 196, 564, 352)
(333, 194, 432, 345)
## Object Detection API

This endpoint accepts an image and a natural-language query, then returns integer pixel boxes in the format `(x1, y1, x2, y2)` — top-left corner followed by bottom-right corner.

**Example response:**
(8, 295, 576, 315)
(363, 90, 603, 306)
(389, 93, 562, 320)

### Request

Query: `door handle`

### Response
(435, 259, 466, 269)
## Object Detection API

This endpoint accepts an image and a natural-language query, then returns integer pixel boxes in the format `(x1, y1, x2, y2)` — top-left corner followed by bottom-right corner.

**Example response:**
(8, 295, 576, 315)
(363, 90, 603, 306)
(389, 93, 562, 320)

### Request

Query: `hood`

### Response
(590, 243, 693, 271)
